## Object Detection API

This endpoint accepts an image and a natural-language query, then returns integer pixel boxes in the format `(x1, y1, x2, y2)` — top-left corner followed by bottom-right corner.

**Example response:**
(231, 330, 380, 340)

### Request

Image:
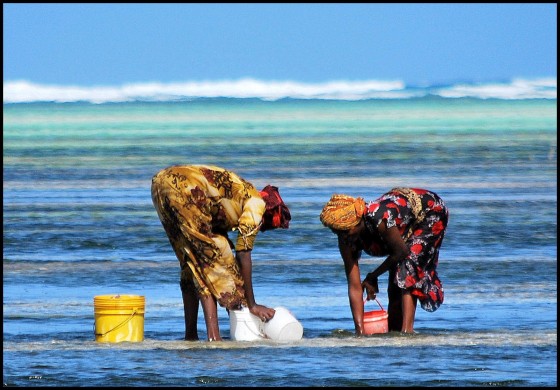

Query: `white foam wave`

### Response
(3, 78, 405, 104)
(3, 77, 556, 103)
(436, 78, 557, 99)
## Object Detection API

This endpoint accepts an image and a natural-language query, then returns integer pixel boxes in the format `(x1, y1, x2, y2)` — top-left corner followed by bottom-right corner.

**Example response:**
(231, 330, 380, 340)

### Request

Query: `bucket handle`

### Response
(249, 318, 267, 339)
(94, 308, 138, 337)
(243, 311, 267, 339)
(363, 297, 385, 311)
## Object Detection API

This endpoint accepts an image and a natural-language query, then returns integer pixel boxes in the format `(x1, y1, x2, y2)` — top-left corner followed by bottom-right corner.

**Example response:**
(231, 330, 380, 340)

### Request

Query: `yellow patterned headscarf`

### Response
(319, 194, 366, 231)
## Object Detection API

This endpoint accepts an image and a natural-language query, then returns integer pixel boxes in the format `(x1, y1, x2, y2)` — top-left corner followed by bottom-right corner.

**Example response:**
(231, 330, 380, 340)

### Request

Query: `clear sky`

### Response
(3, 3, 557, 86)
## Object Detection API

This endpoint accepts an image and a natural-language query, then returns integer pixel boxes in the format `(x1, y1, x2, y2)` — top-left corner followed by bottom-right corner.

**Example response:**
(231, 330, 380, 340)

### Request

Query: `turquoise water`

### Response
(3, 98, 557, 386)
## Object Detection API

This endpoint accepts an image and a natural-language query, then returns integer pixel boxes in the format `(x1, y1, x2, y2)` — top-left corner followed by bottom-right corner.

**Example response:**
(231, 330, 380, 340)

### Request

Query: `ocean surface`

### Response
(3, 90, 557, 386)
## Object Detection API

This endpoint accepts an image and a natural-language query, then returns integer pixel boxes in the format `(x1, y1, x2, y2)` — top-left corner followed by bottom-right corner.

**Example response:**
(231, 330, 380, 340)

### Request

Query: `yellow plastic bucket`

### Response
(94, 294, 145, 343)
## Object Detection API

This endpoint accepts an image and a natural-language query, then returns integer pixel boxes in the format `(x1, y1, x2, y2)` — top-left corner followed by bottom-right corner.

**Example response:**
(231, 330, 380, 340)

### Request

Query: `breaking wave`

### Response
(3, 77, 556, 104)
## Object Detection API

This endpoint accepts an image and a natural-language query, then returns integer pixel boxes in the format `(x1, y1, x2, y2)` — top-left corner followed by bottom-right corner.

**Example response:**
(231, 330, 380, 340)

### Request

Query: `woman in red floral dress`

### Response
(320, 188, 449, 334)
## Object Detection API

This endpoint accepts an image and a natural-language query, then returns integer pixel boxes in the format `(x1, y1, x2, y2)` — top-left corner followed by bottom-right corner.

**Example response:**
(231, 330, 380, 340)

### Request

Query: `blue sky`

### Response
(3, 3, 557, 86)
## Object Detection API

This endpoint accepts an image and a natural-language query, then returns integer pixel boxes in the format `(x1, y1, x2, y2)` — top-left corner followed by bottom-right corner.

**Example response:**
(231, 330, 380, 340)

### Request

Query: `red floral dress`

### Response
(362, 188, 449, 312)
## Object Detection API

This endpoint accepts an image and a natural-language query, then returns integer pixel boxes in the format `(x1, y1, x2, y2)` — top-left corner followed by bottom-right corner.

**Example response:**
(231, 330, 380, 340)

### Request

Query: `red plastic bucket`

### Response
(363, 298, 388, 335)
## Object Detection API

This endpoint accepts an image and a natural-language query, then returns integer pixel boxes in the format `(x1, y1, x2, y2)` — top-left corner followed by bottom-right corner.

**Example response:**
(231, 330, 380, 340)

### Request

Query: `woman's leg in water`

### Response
(401, 290, 417, 333)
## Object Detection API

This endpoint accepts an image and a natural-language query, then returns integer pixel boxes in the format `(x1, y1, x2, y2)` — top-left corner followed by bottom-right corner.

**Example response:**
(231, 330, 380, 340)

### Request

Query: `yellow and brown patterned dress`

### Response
(151, 165, 266, 310)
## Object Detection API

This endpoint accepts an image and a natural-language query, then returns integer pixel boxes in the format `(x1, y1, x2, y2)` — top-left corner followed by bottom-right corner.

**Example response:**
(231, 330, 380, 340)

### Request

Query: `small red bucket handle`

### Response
(363, 297, 385, 311)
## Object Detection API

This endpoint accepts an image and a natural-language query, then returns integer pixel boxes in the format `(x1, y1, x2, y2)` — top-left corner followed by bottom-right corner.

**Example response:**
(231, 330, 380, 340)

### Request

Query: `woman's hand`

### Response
(362, 274, 379, 301)
(249, 304, 275, 322)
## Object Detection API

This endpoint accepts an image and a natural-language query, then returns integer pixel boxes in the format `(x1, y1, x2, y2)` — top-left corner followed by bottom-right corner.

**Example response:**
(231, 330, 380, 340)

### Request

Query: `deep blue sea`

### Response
(3, 97, 557, 387)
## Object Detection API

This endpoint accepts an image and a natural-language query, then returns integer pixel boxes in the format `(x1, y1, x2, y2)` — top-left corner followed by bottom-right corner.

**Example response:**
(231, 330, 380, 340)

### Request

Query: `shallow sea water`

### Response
(3, 98, 557, 386)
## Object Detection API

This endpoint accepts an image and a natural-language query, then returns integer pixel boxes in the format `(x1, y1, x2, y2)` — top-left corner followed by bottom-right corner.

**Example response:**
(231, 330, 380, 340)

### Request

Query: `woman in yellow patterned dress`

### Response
(151, 165, 291, 341)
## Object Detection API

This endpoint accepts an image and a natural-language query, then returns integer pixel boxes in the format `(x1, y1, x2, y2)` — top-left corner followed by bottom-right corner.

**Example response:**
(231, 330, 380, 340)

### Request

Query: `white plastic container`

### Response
(229, 307, 266, 341)
(263, 307, 303, 342)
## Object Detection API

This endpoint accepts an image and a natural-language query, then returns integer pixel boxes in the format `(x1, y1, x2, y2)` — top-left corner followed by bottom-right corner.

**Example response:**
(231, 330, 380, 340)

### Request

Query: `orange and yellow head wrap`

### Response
(319, 194, 366, 231)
